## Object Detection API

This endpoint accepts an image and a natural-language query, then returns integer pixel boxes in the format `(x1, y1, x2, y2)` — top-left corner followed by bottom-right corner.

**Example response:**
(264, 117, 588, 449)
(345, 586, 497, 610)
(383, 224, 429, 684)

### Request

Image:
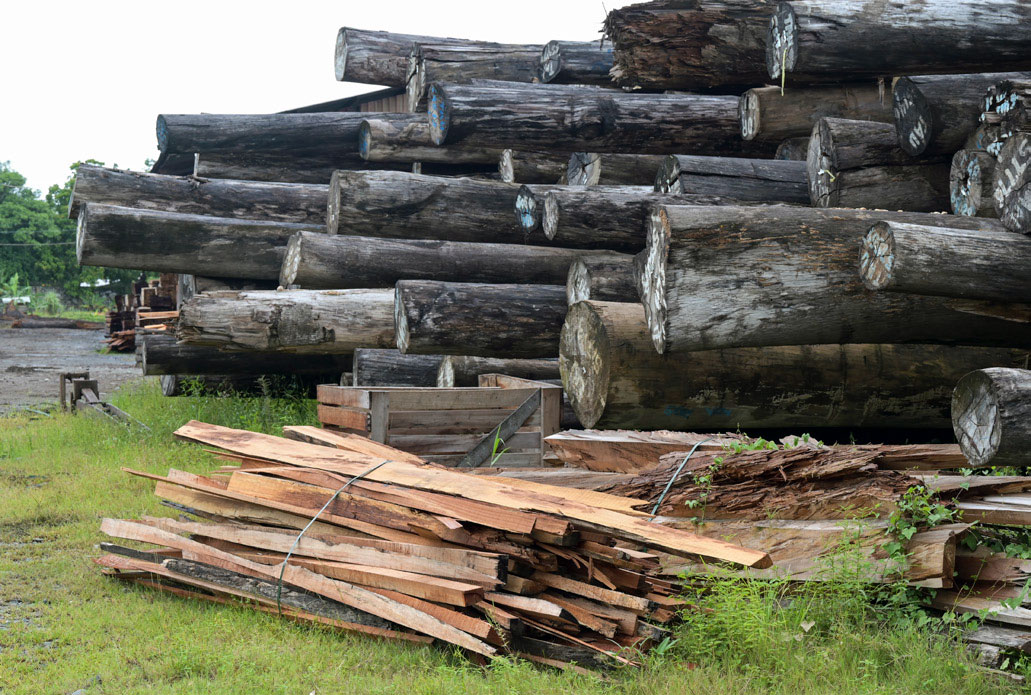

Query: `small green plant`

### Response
(487, 428, 509, 466)
(1, 272, 29, 304)
(31, 290, 64, 316)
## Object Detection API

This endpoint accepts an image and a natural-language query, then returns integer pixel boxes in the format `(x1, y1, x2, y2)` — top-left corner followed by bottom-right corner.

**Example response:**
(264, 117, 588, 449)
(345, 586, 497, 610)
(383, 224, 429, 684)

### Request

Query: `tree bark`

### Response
(537, 40, 614, 86)
(953, 368, 1031, 467)
(69, 166, 328, 224)
(406, 43, 541, 112)
(739, 83, 891, 142)
(641, 204, 1031, 353)
(395, 281, 567, 358)
(807, 118, 951, 212)
(358, 116, 502, 165)
(603, 3, 772, 90)
(566, 153, 667, 187)
(950, 150, 998, 218)
(655, 155, 808, 204)
(156, 113, 367, 155)
(860, 221, 1031, 303)
(279, 230, 619, 289)
(560, 300, 1029, 430)
(178, 289, 395, 354)
(352, 349, 443, 387)
(436, 356, 560, 387)
(892, 74, 1031, 158)
(428, 83, 776, 156)
(774, 137, 809, 161)
(498, 150, 568, 184)
(194, 152, 405, 184)
(76, 204, 319, 279)
(766, 1, 1031, 85)
(566, 255, 638, 304)
(994, 133, 1031, 233)
(139, 333, 351, 376)
(334, 27, 468, 86)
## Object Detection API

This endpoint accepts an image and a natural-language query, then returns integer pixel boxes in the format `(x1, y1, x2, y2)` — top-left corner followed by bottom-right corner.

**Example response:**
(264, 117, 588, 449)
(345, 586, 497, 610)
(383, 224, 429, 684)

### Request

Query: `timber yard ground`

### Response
(0, 379, 1024, 695)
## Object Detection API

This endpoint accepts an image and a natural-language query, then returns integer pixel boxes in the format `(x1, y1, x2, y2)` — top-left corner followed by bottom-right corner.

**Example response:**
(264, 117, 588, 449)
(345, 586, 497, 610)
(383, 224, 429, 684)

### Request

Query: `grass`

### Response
(0, 379, 1024, 694)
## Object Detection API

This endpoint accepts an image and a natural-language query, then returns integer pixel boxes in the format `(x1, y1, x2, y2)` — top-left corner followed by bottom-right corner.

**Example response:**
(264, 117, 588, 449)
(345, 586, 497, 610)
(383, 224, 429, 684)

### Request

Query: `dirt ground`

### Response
(0, 326, 139, 413)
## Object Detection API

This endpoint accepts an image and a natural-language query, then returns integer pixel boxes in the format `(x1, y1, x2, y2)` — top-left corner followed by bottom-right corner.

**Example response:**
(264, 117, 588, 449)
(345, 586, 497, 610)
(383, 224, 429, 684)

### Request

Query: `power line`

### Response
(0, 241, 75, 246)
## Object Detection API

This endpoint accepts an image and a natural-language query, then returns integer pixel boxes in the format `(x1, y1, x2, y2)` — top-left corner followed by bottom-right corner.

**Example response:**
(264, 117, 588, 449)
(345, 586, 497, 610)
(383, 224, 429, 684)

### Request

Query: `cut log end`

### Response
(1002, 182, 1031, 233)
(739, 91, 760, 141)
(436, 355, 456, 387)
(566, 257, 590, 305)
(538, 40, 562, 83)
(75, 208, 89, 265)
(952, 370, 1004, 467)
(566, 153, 598, 187)
(499, 150, 515, 183)
(654, 155, 680, 194)
(357, 121, 372, 161)
(994, 134, 1031, 215)
(428, 84, 449, 146)
(156, 115, 169, 152)
(559, 301, 610, 429)
(892, 77, 933, 157)
(858, 222, 896, 291)
(765, 2, 798, 81)
(542, 192, 559, 240)
(405, 51, 425, 114)
(279, 234, 302, 287)
(333, 28, 347, 82)
(642, 208, 671, 354)
(806, 123, 835, 207)
(394, 289, 411, 354)
(950, 149, 995, 217)
(515, 185, 541, 232)
(327, 171, 343, 235)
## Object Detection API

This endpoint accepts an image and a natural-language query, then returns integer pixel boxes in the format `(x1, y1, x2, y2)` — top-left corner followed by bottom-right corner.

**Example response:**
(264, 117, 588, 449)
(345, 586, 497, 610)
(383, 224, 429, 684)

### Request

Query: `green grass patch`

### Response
(0, 379, 1021, 694)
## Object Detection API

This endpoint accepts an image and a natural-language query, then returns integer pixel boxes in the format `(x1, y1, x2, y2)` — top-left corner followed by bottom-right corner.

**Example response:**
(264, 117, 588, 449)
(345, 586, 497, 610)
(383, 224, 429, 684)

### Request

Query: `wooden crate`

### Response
(316, 379, 561, 467)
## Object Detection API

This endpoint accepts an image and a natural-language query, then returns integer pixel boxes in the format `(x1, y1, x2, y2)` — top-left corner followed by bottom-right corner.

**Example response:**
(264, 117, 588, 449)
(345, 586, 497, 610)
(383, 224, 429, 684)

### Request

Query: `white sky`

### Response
(0, 0, 637, 193)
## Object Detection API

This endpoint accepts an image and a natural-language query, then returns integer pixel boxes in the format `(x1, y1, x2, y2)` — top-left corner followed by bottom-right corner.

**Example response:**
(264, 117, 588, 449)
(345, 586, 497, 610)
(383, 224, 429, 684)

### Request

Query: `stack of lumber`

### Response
(104, 273, 178, 352)
(95, 420, 770, 669)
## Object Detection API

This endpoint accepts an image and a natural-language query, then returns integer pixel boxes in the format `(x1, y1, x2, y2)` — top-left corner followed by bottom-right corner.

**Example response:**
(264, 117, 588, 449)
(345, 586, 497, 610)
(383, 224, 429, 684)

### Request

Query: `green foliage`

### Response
(30, 289, 64, 316)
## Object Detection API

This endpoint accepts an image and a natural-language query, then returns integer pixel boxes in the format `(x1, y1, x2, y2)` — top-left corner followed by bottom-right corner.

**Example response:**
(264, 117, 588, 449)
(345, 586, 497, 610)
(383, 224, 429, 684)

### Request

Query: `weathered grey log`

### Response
(352, 349, 442, 387)
(178, 289, 395, 354)
(566, 255, 638, 304)
(406, 42, 541, 112)
(561, 300, 1029, 430)
(76, 204, 318, 279)
(279, 230, 619, 289)
(194, 152, 405, 184)
(774, 137, 809, 161)
(518, 184, 652, 239)
(537, 40, 614, 85)
(966, 122, 1009, 160)
(176, 274, 278, 308)
(150, 151, 195, 176)
(807, 118, 951, 211)
(950, 150, 998, 218)
(860, 221, 1031, 303)
(395, 282, 566, 358)
(139, 333, 351, 376)
(641, 204, 1031, 353)
(328, 171, 556, 244)
(766, 1, 1031, 85)
(157, 113, 368, 155)
(68, 166, 327, 224)
(498, 150, 568, 184)
(655, 155, 808, 204)
(892, 74, 1031, 158)
(994, 133, 1031, 232)
(428, 83, 776, 156)
(566, 153, 667, 188)
(358, 116, 502, 165)
(436, 356, 561, 387)
(739, 83, 891, 142)
(160, 374, 326, 397)
(603, 3, 771, 90)
(335, 27, 466, 86)
(953, 368, 1031, 467)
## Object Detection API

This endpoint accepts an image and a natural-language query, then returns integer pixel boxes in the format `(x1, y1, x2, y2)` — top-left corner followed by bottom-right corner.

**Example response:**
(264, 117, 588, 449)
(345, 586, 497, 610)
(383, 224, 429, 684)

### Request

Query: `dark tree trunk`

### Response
(76, 204, 319, 279)
(406, 42, 541, 112)
(566, 255, 638, 304)
(860, 221, 1031, 303)
(953, 368, 1031, 467)
(358, 116, 502, 165)
(603, 3, 772, 90)
(565, 153, 667, 187)
(150, 152, 196, 176)
(766, 1, 1031, 85)
(739, 83, 891, 142)
(498, 150, 569, 184)
(69, 166, 328, 224)
(334, 27, 467, 86)
(279, 230, 619, 289)
(395, 281, 567, 358)
(139, 333, 351, 376)
(774, 137, 810, 161)
(156, 113, 367, 155)
(194, 152, 405, 184)
(561, 300, 1029, 430)
(428, 83, 776, 156)
(436, 356, 560, 387)
(994, 133, 1031, 233)
(352, 349, 443, 387)
(807, 118, 951, 212)
(950, 150, 998, 218)
(655, 155, 808, 204)
(178, 289, 395, 354)
(537, 40, 614, 86)
(641, 204, 1031, 353)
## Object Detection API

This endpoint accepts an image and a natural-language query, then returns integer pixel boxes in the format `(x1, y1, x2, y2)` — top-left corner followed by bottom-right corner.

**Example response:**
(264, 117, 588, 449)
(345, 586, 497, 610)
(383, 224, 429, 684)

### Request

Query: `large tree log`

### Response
(279, 230, 619, 289)
(860, 221, 1031, 303)
(566, 153, 667, 187)
(358, 116, 502, 165)
(498, 150, 568, 184)
(994, 133, 1031, 233)
(953, 368, 1031, 467)
(69, 166, 327, 224)
(641, 204, 1031, 353)
(178, 289, 395, 353)
(76, 204, 318, 279)
(427, 83, 775, 156)
(334, 27, 467, 86)
(566, 255, 638, 304)
(739, 83, 891, 142)
(603, 2, 771, 90)
(406, 42, 541, 112)
(892, 74, 1031, 158)
(807, 118, 951, 211)
(766, 1, 1031, 85)
(950, 150, 998, 218)
(436, 356, 561, 388)
(560, 300, 1029, 430)
(537, 40, 614, 86)
(157, 113, 367, 155)
(194, 152, 405, 184)
(655, 155, 808, 204)
(138, 333, 351, 376)
(352, 349, 442, 387)
(395, 282, 566, 358)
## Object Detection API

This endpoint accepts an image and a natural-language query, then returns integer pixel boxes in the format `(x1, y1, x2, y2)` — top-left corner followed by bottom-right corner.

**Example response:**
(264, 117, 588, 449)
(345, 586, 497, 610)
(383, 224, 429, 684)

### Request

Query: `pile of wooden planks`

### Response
(104, 273, 178, 352)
